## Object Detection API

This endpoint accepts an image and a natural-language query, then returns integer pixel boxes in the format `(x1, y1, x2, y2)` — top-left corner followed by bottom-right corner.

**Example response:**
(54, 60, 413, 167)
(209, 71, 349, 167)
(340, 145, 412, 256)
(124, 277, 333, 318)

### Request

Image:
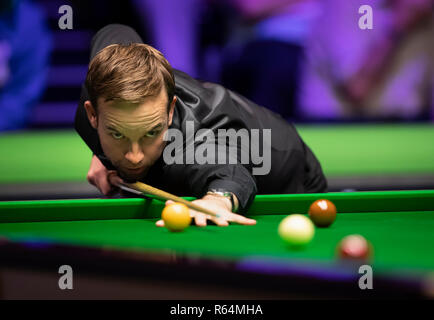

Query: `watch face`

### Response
(212, 189, 230, 195)
(209, 190, 231, 197)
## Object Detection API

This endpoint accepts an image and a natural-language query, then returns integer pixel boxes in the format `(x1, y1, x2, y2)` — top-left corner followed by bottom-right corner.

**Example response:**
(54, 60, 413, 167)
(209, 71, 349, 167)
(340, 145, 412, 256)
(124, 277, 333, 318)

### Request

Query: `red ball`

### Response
(308, 199, 337, 227)
(337, 235, 373, 262)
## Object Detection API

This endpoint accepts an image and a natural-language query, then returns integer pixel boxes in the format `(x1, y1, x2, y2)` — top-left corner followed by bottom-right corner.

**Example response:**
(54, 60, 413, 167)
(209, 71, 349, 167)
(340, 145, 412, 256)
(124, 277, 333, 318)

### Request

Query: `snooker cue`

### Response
(116, 181, 222, 219)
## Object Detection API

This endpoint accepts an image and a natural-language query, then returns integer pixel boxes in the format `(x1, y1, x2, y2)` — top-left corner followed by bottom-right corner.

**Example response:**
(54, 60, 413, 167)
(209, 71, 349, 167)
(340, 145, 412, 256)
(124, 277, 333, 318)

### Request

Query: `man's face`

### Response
(85, 88, 175, 181)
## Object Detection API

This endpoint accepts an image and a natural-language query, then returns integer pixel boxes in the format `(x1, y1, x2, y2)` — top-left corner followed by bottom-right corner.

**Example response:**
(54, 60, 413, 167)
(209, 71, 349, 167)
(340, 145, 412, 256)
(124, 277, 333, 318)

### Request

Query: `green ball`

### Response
(278, 214, 315, 247)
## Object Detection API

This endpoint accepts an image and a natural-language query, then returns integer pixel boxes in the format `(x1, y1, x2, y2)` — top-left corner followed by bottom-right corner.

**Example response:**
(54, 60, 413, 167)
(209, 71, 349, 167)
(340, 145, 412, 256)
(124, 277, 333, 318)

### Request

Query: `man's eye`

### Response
(146, 130, 159, 138)
(111, 132, 124, 140)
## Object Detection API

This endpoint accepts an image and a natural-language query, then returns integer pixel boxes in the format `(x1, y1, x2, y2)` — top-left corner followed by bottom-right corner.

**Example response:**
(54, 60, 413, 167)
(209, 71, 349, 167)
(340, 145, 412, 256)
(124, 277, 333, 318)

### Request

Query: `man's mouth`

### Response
(125, 167, 144, 173)
(118, 168, 146, 183)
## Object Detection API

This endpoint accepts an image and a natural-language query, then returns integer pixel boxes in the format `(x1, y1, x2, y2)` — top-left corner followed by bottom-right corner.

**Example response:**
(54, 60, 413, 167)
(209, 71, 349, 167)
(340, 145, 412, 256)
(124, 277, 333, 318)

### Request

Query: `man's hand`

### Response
(156, 196, 257, 228)
(87, 154, 123, 196)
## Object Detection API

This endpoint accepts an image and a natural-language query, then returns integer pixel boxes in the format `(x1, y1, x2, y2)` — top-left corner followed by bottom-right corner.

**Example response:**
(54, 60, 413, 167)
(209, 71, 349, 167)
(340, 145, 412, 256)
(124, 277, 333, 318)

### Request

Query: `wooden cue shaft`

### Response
(122, 181, 221, 218)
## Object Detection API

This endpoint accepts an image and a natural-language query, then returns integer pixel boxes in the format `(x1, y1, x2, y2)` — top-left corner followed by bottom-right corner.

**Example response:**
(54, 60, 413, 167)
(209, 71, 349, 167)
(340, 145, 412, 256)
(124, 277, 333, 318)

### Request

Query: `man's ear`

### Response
(168, 96, 177, 126)
(84, 100, 98, 129)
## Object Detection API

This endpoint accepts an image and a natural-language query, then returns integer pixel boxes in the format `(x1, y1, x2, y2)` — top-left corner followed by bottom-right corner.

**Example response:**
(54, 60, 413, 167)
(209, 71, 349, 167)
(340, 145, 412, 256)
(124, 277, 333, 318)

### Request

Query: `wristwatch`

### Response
(206, 189, 239, 213)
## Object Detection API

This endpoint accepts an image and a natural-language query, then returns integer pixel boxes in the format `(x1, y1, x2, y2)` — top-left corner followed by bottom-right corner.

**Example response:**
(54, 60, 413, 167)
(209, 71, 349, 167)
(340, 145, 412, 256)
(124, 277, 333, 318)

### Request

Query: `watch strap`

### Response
(206, 189, 239, 213)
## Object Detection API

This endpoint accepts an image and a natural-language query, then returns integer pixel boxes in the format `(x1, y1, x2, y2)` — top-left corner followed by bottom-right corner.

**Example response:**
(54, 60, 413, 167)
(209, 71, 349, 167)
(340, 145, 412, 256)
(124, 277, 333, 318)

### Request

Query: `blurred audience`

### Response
(298, 0, 434, 121)
(1, 0, 431, 131)
(0, 0, 51, 131)
(73, 0, 434, 122)
(218, 0, 318, 119)
(130, 0, 317, 120)
(131, 0, 203, 78)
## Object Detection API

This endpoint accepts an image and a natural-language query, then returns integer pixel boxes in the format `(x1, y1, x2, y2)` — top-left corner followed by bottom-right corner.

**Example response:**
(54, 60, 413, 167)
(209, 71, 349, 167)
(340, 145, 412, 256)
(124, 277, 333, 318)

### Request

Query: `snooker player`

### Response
(75, 24, 327, 227)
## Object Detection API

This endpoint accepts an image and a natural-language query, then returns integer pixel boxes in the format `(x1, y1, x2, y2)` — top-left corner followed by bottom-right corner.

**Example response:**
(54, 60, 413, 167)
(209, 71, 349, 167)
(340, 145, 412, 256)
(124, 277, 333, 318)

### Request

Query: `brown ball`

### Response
(308, 199, 337, 227)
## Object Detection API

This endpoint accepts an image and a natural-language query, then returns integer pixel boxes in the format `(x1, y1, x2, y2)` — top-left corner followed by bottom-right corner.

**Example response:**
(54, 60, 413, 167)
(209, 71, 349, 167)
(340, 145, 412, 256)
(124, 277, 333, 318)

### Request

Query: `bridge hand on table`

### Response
(156, 199, 257, 228)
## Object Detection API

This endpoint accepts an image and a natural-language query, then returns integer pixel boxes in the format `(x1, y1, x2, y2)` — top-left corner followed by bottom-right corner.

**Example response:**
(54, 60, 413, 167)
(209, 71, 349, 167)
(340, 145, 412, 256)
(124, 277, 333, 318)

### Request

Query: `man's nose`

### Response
(125, 143, 144, 165)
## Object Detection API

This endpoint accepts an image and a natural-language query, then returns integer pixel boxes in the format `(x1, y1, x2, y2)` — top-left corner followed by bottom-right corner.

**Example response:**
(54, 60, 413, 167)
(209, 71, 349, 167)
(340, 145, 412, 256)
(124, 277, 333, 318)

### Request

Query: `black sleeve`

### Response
(162, 160, 258, 215)
(206, 172, 257, 214)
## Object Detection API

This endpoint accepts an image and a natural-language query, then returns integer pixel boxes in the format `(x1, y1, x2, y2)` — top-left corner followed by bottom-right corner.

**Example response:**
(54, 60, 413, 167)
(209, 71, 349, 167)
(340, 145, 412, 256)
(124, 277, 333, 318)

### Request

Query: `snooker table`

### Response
(1, 124, 434, 200)
(1, 190, 434, 299)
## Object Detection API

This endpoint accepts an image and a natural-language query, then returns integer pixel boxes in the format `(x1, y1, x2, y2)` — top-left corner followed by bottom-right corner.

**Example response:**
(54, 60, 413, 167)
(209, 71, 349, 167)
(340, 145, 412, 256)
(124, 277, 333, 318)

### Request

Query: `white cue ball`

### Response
(278, 214, 315, 247)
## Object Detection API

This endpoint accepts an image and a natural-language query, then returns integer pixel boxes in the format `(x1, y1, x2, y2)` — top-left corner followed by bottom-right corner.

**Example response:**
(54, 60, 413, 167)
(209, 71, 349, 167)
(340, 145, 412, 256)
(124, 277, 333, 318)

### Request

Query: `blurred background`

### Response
(0, 0, 433, 199)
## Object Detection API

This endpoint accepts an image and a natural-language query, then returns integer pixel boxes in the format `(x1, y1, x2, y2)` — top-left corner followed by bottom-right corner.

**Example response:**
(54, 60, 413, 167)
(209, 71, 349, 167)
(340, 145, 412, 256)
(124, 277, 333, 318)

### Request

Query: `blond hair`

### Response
(85, 43, 175, 110)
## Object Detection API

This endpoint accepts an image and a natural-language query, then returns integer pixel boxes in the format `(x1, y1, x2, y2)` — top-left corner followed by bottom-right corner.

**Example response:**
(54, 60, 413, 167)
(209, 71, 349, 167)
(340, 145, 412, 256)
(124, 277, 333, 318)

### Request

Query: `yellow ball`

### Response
(162, 203, 192, 232)
(278, 214, 315, 247)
